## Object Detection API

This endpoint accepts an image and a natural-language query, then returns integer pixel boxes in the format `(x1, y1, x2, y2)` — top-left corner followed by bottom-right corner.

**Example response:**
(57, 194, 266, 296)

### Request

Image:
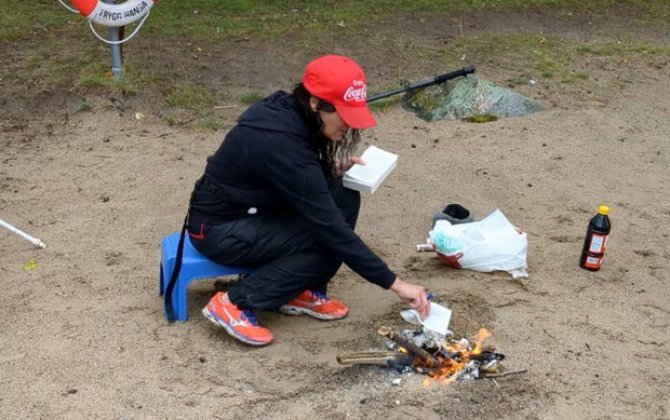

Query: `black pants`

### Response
(190, 178, 360, 311)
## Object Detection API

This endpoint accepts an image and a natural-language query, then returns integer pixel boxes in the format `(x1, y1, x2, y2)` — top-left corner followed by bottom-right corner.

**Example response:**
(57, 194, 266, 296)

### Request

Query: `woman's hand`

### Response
(389, 277, 431, 320)
(334, 156, 365, 177)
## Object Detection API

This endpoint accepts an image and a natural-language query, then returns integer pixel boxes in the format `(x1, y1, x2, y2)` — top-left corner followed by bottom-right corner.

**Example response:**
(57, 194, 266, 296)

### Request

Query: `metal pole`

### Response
(108, 27, 123, 78)
(367, 66, 476, 103)
(104, 0, 123, 78)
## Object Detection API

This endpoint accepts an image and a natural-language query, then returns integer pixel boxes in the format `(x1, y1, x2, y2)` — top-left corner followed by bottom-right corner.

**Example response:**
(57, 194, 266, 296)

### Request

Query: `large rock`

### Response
(401, 76, 543, 122)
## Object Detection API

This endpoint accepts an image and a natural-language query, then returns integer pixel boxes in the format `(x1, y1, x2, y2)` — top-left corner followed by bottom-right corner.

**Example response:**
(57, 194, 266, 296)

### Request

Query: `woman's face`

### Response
(310, 97, 350, 141)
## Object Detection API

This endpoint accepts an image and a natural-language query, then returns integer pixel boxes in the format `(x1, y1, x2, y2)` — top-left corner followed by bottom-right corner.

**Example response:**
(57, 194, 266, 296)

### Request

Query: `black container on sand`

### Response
(432, 203, 474, 227)
(579, 205, 611, 271)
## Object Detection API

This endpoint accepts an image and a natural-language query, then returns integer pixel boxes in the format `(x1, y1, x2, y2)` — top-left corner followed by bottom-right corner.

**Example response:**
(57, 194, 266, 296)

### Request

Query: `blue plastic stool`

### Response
(159, 232, 253, 322)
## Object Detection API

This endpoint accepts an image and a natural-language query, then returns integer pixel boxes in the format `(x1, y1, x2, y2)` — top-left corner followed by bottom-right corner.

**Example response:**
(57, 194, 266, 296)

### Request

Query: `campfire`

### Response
(337, 326, 525, 384)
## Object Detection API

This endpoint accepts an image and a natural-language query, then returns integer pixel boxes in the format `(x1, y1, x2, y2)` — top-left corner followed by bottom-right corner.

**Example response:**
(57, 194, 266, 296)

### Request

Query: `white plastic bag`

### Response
(428, 209, 528, 279)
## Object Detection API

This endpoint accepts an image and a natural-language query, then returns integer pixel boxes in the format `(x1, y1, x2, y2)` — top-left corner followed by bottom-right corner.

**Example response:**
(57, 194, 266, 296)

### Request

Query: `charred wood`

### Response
(377, 326, 441, 368)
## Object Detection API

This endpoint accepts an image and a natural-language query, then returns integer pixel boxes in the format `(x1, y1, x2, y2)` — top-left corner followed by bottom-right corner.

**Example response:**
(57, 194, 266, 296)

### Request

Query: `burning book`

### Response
(337, 326, 525, 384)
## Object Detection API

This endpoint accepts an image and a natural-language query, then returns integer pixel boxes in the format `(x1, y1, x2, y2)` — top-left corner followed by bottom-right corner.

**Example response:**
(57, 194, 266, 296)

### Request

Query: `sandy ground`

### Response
(1, 10, 669, 420)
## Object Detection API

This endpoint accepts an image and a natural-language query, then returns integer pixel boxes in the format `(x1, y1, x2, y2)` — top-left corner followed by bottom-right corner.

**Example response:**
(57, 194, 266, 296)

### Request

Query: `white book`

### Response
(343, 145, 398, 194)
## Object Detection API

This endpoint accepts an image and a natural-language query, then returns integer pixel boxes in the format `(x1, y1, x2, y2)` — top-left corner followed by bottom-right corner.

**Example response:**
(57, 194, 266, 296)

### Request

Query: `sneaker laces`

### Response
(240, 309, 259, 326)
(311, 290, 330, 304)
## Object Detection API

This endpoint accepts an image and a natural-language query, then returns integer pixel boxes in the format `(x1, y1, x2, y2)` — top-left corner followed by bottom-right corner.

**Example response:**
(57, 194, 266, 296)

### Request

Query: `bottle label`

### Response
(584, 255, 602, 269)
(589, 233, 607, 254)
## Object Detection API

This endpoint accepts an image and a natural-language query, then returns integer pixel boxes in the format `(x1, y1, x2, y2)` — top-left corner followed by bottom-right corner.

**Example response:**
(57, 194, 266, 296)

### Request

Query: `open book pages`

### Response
(343, 145, 398, 194)
(400, 301, 453, 336)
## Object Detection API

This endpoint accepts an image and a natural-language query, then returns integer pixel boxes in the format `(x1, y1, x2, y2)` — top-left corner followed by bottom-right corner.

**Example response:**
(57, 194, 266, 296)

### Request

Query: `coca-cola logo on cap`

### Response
(343, 80, 367, 103)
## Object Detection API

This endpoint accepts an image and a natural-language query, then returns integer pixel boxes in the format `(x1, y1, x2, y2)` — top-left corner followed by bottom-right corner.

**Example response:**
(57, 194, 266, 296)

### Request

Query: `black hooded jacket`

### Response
(188, 91, 396, 289)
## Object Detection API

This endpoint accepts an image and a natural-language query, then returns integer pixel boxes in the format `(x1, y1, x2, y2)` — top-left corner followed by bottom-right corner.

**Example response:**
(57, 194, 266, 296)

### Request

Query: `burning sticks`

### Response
(337, 326, 524, 383)
(377, 326, 441, 368)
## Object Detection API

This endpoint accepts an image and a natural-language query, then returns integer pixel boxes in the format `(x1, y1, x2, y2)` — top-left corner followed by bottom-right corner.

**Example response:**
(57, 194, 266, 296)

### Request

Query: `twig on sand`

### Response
(483, 369, 527, 379)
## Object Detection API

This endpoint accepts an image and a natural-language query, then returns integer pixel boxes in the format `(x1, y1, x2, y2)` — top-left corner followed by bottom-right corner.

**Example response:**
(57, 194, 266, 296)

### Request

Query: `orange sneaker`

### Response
(202, 292, 273, 346)
(279, 290, 349, 320)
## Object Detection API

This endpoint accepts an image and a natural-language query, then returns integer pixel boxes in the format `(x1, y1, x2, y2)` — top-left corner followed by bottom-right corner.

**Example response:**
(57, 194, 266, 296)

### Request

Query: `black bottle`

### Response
(579, 205, 611, 271)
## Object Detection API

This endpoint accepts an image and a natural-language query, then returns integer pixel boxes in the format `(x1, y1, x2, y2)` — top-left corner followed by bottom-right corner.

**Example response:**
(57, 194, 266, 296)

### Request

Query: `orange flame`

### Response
(420, 328, 493, 386)
(470, 328, 492, 355)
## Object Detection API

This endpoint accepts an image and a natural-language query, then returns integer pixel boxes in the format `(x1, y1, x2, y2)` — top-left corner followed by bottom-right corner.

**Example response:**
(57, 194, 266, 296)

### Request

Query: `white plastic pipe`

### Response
(0, 218, 46, 249)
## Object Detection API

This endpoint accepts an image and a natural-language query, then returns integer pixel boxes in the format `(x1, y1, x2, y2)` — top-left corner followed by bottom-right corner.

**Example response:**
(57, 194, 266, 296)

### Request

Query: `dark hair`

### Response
(293, 83, 361, 177)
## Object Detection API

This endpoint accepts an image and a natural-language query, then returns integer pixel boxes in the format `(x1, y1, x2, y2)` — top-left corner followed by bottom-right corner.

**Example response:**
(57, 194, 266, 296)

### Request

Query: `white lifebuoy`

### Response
(72, 0, 157, 27)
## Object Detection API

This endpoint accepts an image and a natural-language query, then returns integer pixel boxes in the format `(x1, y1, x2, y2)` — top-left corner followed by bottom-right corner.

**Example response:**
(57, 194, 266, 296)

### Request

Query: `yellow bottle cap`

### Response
(598, 205, 609, 215)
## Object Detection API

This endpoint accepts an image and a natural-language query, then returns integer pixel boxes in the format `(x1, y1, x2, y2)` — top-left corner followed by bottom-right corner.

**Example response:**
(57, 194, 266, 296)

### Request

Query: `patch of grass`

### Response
(561, 70, 590, 83)
(161, 108, 222, 129)
(0, 2, 71, 43)
(163, 82, 230, 128)
(437, 32, 669, 86)
(7, 1, 669, 45)
(506, 74, 534, 86)
(73, 99, 93, 113)
(3, 0, 669, 121)
(74, 60, 140, 95)
(165, 82, 216, 110)
(239, 92, 265, 105)
(197, 114, 223, 130)
(129, 1, 670, 42)
(368, 96, 402, 113)
(8, 43, 90, 104)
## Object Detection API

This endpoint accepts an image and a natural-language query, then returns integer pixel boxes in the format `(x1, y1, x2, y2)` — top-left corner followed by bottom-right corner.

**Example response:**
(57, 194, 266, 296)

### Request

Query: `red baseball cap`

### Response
(302, 55, 377, 130)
